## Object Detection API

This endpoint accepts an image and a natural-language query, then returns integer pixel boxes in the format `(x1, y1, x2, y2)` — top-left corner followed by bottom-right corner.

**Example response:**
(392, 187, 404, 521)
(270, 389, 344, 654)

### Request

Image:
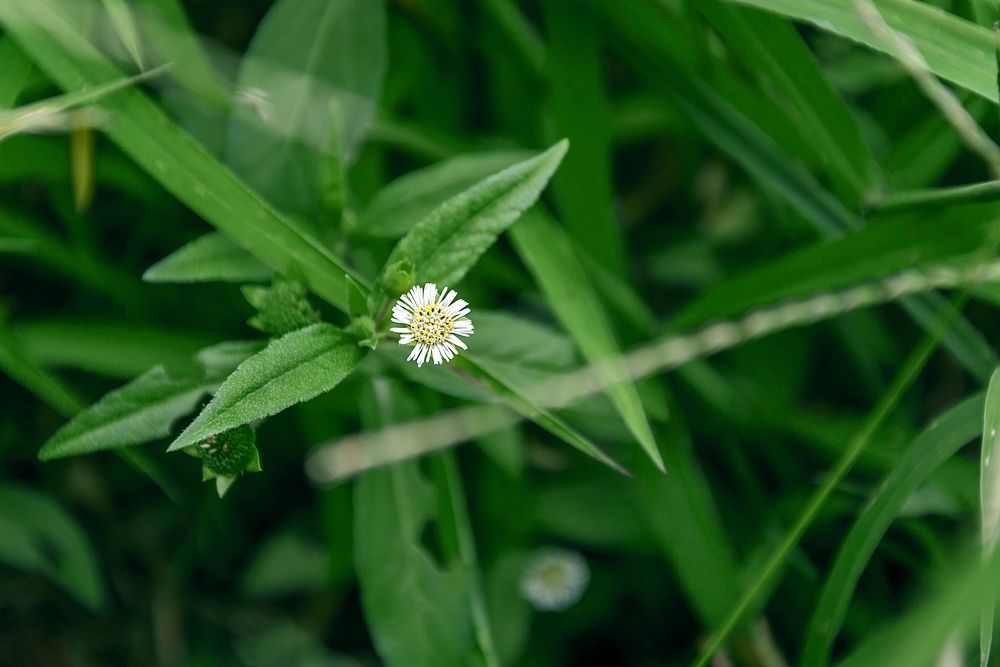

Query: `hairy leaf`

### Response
(169, 324, 365, 451)
(383, 139, 568, 287)
(143, 232, 271, 284)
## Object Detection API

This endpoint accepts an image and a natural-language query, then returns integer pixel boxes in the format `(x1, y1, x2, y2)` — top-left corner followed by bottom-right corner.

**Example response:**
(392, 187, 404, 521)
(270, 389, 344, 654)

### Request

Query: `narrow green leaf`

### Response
(101, 0, 145, 69)
(983, 371, 1000, 667)
(0, 485, 104, 610)
(510, 209, 664, 471)
(460, 356, 629, 475)
(673, 215, 1000, 329)
(360, 150, 530, 239)
(542, 0, 625, 270)
(143, 231, 272, 284)
(0, 65, 167, 140)
(0, 323, 84, 417)
(834, 545, 1000, 667)
(696, 1, 883, 207)
(0, 0, 363, 311)
(38, 366, 215, 460)
(14, 320, 212, 380)
(730, 0, 1000, 102)
(133, 0, 230, 108)
(354, 379, 473, 667)
(226, 0, 386, 218)
(635, 419, 741, 626)
(693, 301, 955, 667)
(383, 140, 568, 287)
(0, 36, 35, 109)
(169, 324, 365, 451)
(593, 0, 858, 237)
(799, 394, 983, 667)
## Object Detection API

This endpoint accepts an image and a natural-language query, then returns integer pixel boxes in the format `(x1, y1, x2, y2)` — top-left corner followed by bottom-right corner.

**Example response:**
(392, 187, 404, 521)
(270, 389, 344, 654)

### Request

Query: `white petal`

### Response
(399, 334, 415, 345)
(417, 346, 429, 367)
(440, 289, 457, 308)
(423, 283, 437, 305)
(447, 335, 468, 350)
(408, 344, 422, 361)
(432, 346, 442, 364)
(446, 299, 468, 316)
(390, 326, 411, 334)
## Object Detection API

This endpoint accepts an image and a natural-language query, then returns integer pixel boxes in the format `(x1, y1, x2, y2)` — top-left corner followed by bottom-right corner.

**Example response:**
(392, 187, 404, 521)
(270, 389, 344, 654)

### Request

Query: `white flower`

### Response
(391, 283, 474, 367)
(519, 547, 590, 611)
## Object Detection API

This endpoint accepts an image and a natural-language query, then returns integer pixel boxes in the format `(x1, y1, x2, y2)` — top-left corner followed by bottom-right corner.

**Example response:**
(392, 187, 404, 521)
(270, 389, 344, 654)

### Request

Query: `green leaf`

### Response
(0, 0, 363, 312)
(672, 214, 1000, 329)
(38, 366, 215, 460)
(799, 394, 983, 667)
(225, 0, 386, 218)
(730, 0, 1000, 103)
(695, 1, 883, 208)
(459, 356, 629, 475)
(634, 418, 741, 626)
(510, 209, 664, 471)
(14, 320, 211, 380)
(143, 232, 271, 284)
(0, 321, 84, 418)
(168, 324, 365, 451)
(133, 0, 230, 108)
(354, 379, 473, 667)
(983, 372, 1000, 667)
(0, 484, 104, 610)
(0, 65, 167, 141)
(0, 36, 35, 109)
(101, 0, 145, 69)
(360, 150, 530, 238)
(383, 139, 568, 287)
(542, 0, 625, 270)
(593, 0, 857, 237)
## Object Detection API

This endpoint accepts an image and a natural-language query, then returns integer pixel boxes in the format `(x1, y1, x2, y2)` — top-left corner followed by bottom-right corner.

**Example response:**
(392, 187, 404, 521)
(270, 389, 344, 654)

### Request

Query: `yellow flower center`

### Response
(410, 303, 455, 345)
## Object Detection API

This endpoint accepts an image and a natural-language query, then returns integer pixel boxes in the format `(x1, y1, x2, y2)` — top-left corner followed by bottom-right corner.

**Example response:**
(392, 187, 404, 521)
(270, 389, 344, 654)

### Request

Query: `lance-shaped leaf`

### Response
(143, 231, 271, 284)
(360, 150, 530, 238)
(38, 367, 215, 460)
(169, 324, 365, 451)
(382, 139, 568, 287)
(510, 209, 664, 471)
(983, 371, 1000, 667)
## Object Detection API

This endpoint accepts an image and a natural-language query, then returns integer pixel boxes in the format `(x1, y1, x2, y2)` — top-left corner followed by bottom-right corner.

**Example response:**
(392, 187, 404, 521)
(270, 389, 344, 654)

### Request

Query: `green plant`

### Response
(4, 0, 1000, 665)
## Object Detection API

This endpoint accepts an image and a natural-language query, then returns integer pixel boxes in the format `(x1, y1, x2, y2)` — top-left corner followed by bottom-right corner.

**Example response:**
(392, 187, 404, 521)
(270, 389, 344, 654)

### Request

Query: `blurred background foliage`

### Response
(4, 0, 1000, 665)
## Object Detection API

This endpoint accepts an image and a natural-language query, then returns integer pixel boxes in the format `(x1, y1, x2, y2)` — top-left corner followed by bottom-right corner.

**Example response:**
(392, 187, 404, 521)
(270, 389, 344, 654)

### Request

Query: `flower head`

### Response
(391, 283, 474, 367)
(519, 547, 590, 611)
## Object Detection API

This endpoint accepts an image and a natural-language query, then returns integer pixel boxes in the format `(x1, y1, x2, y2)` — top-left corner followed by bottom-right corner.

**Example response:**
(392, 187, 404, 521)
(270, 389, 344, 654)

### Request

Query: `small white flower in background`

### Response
(391, 283, 474, 367)
(519, 547, 590, 612)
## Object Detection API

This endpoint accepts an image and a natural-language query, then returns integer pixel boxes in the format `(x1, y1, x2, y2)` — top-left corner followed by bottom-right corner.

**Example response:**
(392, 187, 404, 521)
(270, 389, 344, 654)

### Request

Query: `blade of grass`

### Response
(0, 65, 168, 140)
(695, 1, 883, 208)
(510, 208, 664, 471)
(0, 0, 365, 311)
(101, 0, 145, 69)
(542, 0, 626, 271)
(798, 394, 983, 667)
(728, 0, 1000, 103)
(690, 295, 965, 667)
(0, 37, 36, 108)
(982, 369, 1000, 667)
